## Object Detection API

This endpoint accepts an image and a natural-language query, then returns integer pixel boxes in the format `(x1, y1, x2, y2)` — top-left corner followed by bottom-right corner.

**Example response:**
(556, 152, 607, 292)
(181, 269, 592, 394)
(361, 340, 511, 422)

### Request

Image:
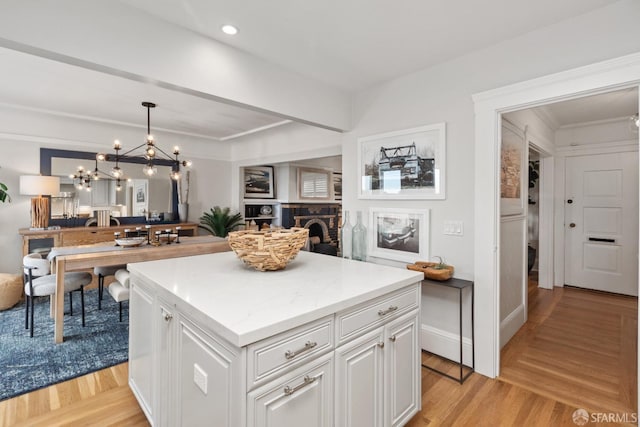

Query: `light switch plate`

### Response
(194, 363, 208, 394)
(444, 220, 464, 236)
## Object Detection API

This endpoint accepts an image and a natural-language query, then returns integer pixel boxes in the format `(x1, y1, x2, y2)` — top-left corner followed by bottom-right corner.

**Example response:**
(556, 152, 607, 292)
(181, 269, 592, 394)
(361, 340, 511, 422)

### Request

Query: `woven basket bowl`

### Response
(227, 227, 309, 271)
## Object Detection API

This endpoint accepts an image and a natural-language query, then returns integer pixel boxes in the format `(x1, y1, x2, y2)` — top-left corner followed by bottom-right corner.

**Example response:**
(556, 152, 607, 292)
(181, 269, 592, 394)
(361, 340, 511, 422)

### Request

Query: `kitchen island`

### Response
(127, 251, 423, 427)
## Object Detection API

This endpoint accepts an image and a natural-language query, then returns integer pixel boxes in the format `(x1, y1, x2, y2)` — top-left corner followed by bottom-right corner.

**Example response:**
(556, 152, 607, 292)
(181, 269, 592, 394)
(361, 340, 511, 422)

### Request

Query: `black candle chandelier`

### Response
(111, 101, 191, 180)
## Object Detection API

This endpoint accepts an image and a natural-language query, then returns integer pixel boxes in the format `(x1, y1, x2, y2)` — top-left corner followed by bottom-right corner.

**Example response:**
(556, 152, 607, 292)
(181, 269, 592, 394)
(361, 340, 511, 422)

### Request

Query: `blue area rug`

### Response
(0, 287, 128, 401)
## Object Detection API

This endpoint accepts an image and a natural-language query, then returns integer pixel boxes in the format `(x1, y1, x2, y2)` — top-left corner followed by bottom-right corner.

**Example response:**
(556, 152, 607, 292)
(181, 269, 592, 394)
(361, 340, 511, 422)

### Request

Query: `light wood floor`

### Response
(500, 277, 638, 418)
(1, 280, 636, 427)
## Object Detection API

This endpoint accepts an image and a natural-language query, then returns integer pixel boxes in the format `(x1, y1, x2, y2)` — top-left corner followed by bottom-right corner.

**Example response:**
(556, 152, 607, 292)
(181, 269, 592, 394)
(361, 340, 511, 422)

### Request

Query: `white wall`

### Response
(555, 117, 638, 147)
(343, 0, 640, 372)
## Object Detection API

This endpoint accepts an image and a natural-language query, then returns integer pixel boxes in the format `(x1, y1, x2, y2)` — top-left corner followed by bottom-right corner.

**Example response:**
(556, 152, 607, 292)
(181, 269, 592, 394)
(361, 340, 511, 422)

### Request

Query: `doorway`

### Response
(497, 88, 639, 414)
(472, 53, 640, 380)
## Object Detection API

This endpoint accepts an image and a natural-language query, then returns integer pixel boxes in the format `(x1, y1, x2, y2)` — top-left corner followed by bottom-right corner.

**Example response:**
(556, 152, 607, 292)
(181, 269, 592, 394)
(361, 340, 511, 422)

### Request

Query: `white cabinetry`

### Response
(129, 279, 243, 427)
(175, 315, 241, 427)
(128, 280, 155, 421)
(128, 252, 422, 427)
(335, 288, 420, 427)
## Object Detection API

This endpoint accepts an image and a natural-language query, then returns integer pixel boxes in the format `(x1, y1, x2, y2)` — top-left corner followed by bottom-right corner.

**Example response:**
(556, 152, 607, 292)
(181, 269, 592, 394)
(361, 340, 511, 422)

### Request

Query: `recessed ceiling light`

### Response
(221, 25, 238, 35)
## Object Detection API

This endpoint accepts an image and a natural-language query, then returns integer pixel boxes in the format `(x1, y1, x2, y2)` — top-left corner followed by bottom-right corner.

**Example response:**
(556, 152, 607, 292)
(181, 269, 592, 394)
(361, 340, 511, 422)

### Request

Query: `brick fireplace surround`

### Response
(280, 204, 341, 251)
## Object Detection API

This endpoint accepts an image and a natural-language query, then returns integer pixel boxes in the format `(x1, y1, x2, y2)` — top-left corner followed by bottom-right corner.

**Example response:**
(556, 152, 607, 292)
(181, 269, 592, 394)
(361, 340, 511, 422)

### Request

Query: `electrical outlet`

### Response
(194, 363, 208, 394)
(444, 221, 464, 236)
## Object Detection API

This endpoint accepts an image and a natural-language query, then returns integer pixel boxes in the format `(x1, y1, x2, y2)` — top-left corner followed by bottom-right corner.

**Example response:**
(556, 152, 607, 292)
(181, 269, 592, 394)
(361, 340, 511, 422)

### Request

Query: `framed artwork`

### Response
(333, 172, 342, 200)
(131, 180, 148, 216)
(369, 207, 429, 262)
(135, 184, 146, 203)
(244, 166, 275, 199)
(358, 123, 446, 199)
(500, 121, 526, 216)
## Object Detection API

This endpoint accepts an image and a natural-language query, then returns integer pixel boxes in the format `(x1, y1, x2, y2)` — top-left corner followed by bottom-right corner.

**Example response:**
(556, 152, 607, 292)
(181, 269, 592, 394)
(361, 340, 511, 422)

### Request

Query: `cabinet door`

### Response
(335, 328, 384, 427)
(128, 282, 155, 421)
(385, 311, 420, 427)
(248, 353, 333, 427)
(155, 299, 175, 427)
(176, 316, 241, 427)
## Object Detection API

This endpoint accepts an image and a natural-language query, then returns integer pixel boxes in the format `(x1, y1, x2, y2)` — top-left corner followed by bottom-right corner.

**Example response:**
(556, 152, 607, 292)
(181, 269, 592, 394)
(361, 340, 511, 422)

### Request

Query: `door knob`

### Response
(569, 223, 576, 228)
(567, 199, 573, 204)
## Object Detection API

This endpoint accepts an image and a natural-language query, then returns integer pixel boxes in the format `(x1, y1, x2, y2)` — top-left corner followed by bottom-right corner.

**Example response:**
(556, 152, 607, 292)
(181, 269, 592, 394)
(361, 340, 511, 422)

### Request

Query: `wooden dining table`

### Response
(48, 235, 231, 343)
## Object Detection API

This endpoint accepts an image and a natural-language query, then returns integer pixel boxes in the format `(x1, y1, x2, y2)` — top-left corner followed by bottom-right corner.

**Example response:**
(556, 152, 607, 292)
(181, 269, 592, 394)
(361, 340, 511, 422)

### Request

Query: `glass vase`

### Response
(352, 211, 367, 261)
(340, 210, 353, 259)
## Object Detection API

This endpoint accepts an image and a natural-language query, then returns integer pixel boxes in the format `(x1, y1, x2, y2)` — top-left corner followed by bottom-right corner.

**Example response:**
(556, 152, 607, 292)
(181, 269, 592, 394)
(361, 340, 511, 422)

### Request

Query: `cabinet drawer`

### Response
(336, 284, 420, 345)
(247, 352, 334, 427)
(247, 316, 334, 390)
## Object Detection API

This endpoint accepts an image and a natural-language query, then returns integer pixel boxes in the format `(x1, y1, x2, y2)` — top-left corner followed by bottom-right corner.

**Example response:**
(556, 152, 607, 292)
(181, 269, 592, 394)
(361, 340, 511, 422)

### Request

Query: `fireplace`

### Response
(280, 203, 341, 254)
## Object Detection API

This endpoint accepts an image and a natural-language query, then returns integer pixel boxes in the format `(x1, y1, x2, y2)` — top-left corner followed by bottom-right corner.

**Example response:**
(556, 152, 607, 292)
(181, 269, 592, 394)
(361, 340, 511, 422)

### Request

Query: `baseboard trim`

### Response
(420, 324, 473, 365)
(500, 304, 526, 348)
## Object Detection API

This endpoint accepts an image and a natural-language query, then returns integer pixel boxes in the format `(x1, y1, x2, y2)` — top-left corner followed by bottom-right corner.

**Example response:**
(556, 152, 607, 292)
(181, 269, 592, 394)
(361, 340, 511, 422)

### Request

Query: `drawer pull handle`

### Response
(284, 341, 317, 360)
(284, 375, 316, 396)
(378, 305, 398, 316)
(377, 341, 384, 348)
(389, 335, 396, 342)
(164, 313, 173, 322)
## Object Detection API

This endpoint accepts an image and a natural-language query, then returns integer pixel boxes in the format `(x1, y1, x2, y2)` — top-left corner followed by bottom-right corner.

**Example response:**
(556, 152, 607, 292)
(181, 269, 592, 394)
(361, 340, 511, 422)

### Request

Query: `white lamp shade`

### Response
(19, 175, 60, 196)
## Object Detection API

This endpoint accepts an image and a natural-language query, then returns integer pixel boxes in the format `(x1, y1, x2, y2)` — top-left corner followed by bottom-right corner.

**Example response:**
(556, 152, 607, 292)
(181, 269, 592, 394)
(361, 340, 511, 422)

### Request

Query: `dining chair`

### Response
(107, 269, 130, 322)
(23, 253, 92, 337)
(94, 265, 126, 309)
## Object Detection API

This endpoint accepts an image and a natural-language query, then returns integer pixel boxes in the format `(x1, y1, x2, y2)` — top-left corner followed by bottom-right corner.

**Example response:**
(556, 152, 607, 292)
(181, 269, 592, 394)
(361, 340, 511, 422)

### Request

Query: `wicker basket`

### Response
(406, 261, 454, 281)
(228, 227, 309, 271)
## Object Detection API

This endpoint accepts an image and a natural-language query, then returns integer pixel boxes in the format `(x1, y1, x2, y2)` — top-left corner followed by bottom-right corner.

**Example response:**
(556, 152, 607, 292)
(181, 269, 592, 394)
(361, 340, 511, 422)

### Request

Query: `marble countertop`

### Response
(127, 251, 423, 347)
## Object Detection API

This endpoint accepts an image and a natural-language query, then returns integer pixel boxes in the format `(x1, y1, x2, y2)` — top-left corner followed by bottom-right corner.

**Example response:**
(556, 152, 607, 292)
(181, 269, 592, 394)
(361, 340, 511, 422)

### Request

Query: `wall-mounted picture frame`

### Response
(369, 207, 429, 262)
(244, 166, 275, 199)
(333, 172, 342, 200)
(131, 179, 148, 216)
(358, 123, 446, 200)
(500, 121, 526, 216)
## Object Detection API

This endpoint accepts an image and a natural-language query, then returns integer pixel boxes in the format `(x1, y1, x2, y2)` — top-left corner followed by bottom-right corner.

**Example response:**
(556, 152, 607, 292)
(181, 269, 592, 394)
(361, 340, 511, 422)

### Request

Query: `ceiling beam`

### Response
(0, 0, 351, 132)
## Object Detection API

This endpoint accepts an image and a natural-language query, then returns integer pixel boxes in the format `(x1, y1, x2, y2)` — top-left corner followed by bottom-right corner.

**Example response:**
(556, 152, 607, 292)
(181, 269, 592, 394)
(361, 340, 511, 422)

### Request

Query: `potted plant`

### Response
(0, 182, 11, 203)
(199, 206, 244, 237)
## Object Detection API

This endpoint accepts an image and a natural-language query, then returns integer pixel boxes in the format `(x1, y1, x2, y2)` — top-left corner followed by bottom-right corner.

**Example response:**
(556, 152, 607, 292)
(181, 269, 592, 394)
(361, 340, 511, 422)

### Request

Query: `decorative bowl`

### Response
(406, 261, 454, 281)
(227, 227, 309, 271)
(115, 237, 146, 247)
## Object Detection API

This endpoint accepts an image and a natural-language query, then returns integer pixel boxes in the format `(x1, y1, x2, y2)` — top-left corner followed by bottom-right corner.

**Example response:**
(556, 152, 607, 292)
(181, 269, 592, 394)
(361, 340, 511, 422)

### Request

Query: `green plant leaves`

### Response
(198, 206, 244, 237)
(0, 182, 10, 203)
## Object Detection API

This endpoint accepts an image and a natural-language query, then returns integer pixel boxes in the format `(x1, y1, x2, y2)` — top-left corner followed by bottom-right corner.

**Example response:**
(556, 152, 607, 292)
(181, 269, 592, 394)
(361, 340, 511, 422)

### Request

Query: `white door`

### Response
(565, 152, 639, 296)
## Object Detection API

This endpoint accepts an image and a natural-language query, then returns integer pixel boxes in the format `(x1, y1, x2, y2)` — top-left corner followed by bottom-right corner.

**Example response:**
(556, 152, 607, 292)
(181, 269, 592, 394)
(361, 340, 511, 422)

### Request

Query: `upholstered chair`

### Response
(93, 265, 126, 309)
(107, 269, 130, 322)
(23, 253, 92, 337)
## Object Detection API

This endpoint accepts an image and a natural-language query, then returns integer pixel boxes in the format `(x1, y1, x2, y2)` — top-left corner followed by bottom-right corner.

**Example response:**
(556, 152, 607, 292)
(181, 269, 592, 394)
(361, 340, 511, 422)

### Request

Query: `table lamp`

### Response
(20, 175, 60, 229)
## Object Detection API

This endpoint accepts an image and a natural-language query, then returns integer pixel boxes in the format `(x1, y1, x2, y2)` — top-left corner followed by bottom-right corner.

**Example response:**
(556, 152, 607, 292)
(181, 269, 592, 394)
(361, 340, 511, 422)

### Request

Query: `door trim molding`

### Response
(472, 51, 640, 378)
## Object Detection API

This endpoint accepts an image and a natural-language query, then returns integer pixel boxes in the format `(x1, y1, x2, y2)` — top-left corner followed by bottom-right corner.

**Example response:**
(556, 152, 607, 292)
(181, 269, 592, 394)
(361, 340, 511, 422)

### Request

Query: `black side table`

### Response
(420, 277, 474, 384)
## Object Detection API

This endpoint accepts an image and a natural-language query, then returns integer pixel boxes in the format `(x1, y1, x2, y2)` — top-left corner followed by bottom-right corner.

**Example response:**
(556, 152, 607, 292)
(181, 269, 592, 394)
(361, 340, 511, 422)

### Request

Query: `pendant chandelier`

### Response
(111, 101, 191, 180)
(70, 153, 125, 192)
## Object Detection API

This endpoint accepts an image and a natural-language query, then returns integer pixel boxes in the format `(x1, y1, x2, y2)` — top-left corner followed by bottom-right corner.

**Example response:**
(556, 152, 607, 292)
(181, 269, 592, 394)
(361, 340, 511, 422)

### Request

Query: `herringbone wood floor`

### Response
(1, 278, 636, 426)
